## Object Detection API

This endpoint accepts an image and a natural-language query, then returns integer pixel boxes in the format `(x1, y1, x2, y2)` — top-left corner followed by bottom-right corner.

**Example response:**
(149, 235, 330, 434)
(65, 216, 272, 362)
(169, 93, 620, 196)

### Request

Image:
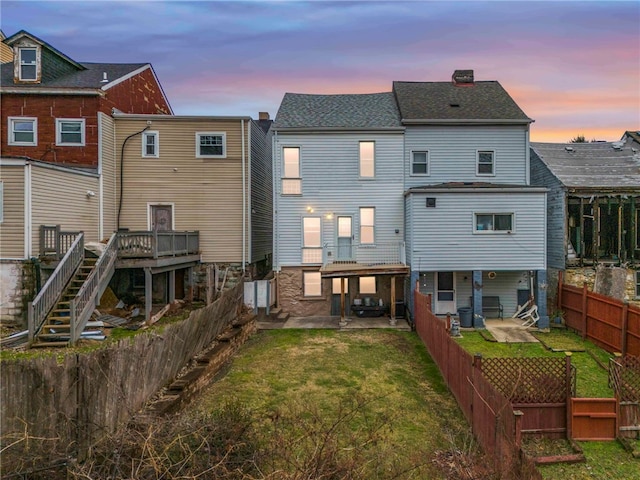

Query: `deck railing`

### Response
(70, 233, 118, 344)
(40, 225, 82, 260)
(28, 233, 84, 343)
(117, 231, 200, 259)
(323, 242, 406, 266)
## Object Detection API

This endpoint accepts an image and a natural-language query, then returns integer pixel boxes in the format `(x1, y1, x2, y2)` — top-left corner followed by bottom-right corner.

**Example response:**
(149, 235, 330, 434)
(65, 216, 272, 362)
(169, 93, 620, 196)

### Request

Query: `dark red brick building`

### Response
(1, 30, 172, 168)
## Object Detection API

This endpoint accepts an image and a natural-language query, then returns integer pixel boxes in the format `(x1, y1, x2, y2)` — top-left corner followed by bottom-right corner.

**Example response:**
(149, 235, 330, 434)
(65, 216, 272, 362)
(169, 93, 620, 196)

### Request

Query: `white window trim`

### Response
(8, 117, 37, 146)
(56, 118, 86, 146)
(303, 271, 322, 297)
(142, 131, 159, 158)
(282, 146, 302, 195)
(18, 46, 39, 82)
(360, 207, 375, 245)
(476, 150, 495, 176)
(302, 216, 322, 264)
(147, 203, 175, 230)
(473, 212, 515, 234)
(196, 132, 226, 158)
(411, 150, 430, 176)
(359, 141, 375, 179)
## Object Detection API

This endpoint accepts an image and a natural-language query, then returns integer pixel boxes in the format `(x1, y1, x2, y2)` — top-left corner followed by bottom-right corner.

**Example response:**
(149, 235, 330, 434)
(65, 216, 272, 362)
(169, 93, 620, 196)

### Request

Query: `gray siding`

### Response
(407, 190, 546, 271)
(273, 132, 405, 267)
(530, 151, 566, 269)
(403, 125, 529, 188)
(250, 120, 272, 264)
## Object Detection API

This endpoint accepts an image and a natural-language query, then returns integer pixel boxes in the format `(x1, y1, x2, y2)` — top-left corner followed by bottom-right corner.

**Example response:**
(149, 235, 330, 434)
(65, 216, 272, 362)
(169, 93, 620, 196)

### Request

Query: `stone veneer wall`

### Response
(0, 260, 37, 326)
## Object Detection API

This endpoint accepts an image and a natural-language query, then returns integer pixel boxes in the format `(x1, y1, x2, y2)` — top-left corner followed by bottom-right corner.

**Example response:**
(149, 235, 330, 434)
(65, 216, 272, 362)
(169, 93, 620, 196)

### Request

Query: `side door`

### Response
(151, 205, 173, 231)
(435, 271, 456, 315)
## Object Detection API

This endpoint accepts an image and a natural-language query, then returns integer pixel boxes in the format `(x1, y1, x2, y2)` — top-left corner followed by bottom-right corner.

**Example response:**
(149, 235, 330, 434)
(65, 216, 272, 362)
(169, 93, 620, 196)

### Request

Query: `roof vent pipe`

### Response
(101, 72, 109, 83)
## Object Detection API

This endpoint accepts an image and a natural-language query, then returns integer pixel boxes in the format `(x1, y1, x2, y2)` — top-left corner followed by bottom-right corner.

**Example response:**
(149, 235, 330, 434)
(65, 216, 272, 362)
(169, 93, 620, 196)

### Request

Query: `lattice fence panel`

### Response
(609, 355, 640, 402)
(482, 357, 575, 403)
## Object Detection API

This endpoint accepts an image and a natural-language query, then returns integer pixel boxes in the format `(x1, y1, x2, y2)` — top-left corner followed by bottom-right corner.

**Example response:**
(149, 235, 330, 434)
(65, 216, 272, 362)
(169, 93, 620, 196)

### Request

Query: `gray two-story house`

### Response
(397, 71, 548, 327)
(271, 93, 408, 322)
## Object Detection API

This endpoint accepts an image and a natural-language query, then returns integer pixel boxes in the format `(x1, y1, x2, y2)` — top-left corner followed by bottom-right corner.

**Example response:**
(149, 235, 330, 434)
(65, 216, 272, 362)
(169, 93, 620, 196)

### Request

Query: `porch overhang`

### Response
(319, 262, 409, 278)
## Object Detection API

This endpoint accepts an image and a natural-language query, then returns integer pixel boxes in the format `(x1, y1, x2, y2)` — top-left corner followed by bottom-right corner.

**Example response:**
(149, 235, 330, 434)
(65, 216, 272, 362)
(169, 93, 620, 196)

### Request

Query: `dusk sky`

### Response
(2, 0, 638, 142)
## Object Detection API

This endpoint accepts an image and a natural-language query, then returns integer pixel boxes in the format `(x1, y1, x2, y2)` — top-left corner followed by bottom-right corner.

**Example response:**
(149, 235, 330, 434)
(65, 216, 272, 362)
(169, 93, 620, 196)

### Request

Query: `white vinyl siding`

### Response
(273, 132, 404, 268)
(56, 118, 85, 146)
(142, 131, 159, 157)
(302, 216, 322, 264)
(8, 117, 37, 146)
(360, 207, 375, 244)
(406, 190, 546, 271)
(282, 147, 301, 195)
(403, 126, 528, 188)
(359, 141, 375, 178)
(304, 271, 322, 297)
(196, 132, 226, 158)
(0, 167, 25, 258)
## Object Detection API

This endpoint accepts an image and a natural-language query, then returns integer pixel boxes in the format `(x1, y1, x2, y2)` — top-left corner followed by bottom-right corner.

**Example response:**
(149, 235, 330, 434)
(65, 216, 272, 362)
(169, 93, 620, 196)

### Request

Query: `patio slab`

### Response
(483, 318, 539, 343)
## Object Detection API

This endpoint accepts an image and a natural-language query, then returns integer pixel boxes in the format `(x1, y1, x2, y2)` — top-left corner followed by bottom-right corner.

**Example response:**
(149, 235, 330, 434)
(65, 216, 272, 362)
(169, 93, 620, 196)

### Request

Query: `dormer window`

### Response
(19, 47, 38, 81)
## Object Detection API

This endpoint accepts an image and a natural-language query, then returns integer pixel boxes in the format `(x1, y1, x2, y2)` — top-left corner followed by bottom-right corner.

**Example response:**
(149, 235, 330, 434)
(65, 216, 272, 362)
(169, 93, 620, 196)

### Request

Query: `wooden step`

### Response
(31, 341, 70, 348)
(277, 311, 290, 321)
(36, 333, 71, 342)
(47, 316, 71, 324)
(42, 324, 71, 332)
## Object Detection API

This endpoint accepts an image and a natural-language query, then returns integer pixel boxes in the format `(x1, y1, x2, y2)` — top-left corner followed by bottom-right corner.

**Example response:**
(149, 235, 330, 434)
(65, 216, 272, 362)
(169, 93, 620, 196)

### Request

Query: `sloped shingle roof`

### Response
(273, 92, 401, 129)
(531, 141, 640, 190)
(393, 81, 532, 123)
(0, 61, 148, 89)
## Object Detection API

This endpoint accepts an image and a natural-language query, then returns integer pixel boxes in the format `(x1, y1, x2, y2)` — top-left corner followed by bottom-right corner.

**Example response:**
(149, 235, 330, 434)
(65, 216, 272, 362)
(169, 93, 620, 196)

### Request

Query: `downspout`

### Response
(117, 125, 149, 231)
(24, 161, 32, 259)
(525, 127, 531, 185)
(272, 130, 278, 272)
(241, 119, 246, 274)
(97, 113, 104, 239)
(247, 120, 252, 273)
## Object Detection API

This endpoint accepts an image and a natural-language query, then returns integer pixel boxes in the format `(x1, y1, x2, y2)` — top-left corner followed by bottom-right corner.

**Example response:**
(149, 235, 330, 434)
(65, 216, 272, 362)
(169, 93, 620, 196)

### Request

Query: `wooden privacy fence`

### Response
(1, 283, 244, 461)
(558, 273, 640, 356)
(414, 291, 542, 479)
(609, 355, 640, 442)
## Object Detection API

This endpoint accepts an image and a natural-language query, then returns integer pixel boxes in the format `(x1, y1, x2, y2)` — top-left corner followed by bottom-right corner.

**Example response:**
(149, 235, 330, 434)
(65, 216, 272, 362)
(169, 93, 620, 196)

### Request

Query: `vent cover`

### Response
(426, 198, 436, 208)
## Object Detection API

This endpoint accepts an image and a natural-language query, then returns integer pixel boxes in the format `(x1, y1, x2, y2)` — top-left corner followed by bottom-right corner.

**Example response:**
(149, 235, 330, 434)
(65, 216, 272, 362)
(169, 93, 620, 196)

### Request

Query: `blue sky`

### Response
(2, 0, 638, 141)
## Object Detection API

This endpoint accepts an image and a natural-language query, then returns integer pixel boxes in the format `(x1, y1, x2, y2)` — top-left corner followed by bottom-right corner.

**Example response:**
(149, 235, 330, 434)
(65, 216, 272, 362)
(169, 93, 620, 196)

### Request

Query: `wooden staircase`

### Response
(31, 254, 98, 348)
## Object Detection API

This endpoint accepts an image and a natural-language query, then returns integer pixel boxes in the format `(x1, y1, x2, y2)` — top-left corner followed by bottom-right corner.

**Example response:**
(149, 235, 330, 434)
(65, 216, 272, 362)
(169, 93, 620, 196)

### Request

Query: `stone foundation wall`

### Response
(562, 266, 639, 308)
(0, 260, 37, 327)
(277, 267, 331, 317)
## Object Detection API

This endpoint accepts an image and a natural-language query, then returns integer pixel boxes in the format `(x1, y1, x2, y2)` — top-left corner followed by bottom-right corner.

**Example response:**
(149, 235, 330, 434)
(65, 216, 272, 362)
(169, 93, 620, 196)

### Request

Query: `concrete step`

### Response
(277, 311, 290, 322)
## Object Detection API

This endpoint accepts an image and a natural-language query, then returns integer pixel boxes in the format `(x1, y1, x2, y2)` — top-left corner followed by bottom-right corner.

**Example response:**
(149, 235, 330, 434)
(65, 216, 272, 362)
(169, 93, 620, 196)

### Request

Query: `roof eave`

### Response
(401, 118, 533, 125)
(4, 30, 85, 71)
(404, 186, 548, 196)
(0, 87, 103, 96)
(271, 126, 405, 133)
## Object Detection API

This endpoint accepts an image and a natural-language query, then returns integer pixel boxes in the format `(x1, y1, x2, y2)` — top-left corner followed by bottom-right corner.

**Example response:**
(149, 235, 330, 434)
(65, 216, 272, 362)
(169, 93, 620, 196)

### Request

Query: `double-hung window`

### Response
(475, 213, 513, 233)
(282, 147, 301, 195)
(303, 271, 322, 297)
(302, 217, 322, 264)
(196, 132, 226, 158)
(56, 119, 85, 146)
(477, 150, 495, 176)
(359, 141, 375, 178)
(19, 47, 37, 81)
(412, 150, 429, 175)
(359, 277, 376, 294)
(8, 117, 37, 146)
(360, 207, 375, 244)
(142, 131, 159, 157)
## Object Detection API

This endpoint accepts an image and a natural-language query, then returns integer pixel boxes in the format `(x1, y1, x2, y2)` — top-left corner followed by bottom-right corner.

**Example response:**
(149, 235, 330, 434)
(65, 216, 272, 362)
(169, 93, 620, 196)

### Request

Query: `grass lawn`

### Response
(194, 329, 491, 479)
(454, 329, 614, 398)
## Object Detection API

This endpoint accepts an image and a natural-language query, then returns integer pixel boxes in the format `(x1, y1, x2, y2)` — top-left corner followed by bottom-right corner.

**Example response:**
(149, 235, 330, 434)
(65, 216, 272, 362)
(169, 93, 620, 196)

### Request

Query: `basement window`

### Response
(304, 271, 322, 297)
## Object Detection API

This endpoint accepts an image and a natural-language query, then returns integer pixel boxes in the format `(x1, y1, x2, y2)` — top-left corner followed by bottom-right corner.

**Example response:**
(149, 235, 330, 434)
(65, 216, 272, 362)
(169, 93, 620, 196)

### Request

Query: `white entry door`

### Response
(435, 271, 456, 315)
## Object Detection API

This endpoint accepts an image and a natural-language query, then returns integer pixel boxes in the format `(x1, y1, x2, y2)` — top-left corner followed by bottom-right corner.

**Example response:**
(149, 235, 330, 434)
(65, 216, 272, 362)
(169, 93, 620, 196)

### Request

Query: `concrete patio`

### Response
(481, 317, 540, 343)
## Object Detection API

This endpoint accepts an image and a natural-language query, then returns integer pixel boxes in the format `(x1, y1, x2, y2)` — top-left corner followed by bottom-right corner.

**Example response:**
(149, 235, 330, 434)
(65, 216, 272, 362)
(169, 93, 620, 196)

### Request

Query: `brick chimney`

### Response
(259, 112, 270, 120)
(452, 70, 474, 86)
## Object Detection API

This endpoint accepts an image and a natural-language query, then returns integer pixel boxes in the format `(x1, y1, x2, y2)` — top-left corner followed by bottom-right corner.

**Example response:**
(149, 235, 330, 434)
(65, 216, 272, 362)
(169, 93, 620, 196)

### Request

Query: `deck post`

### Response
(168, 270, 175, 303)
(390, 275, 397, 326)
(472, 270, 483, 318)
(144, 267, 152, 321)
(339, 277, 347, 326)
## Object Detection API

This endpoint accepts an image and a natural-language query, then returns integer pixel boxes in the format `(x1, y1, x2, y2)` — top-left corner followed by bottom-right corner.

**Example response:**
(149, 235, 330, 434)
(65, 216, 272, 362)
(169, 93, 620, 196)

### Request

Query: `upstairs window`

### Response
(475, 213, 513, 233)
(302, 217, 322, 264)
(56, 119, 85, 146)
(282, 147, 301, 195)
(360, 207, 375, 244)
(412, 150, 429, 175)
(359, 141, 375, 178)
(19, 47, 37, 81)
(8, 117, 37, 146)
(477, 150, 495, 176)
(196, 132, 226, 158)
(142, 131, 159, 157)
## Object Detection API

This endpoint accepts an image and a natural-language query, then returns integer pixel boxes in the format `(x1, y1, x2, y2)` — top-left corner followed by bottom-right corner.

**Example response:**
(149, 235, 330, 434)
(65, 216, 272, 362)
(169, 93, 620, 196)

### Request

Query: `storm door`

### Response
(151, 205, 173, 231)
(435, 271, 456, 315)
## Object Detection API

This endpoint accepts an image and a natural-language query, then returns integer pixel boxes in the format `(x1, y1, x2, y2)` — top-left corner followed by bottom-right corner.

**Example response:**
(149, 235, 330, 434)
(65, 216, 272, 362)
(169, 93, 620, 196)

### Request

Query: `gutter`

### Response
(271, 126, 405, 133)
(401, 118, 533, 125)
(0, 87, 103, 96)
(405, 186, 548, 195)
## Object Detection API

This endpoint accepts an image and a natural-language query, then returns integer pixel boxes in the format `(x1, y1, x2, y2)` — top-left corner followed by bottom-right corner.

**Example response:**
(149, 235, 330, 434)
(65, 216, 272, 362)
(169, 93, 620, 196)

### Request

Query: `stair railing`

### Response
(28, 233, 85, 344)
(69, 233, 118, 344)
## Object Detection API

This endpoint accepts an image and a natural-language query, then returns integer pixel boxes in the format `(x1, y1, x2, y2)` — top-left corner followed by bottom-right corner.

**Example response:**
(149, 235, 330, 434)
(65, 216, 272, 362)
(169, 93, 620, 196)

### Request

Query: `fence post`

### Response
(557, 270, 563, 312)
(446, 312, 451, 332)
(514, 410, 524, 449)
(620, 302, 629, 357)
(565, 352, 573, 440)
(581, 283, 588, 340)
